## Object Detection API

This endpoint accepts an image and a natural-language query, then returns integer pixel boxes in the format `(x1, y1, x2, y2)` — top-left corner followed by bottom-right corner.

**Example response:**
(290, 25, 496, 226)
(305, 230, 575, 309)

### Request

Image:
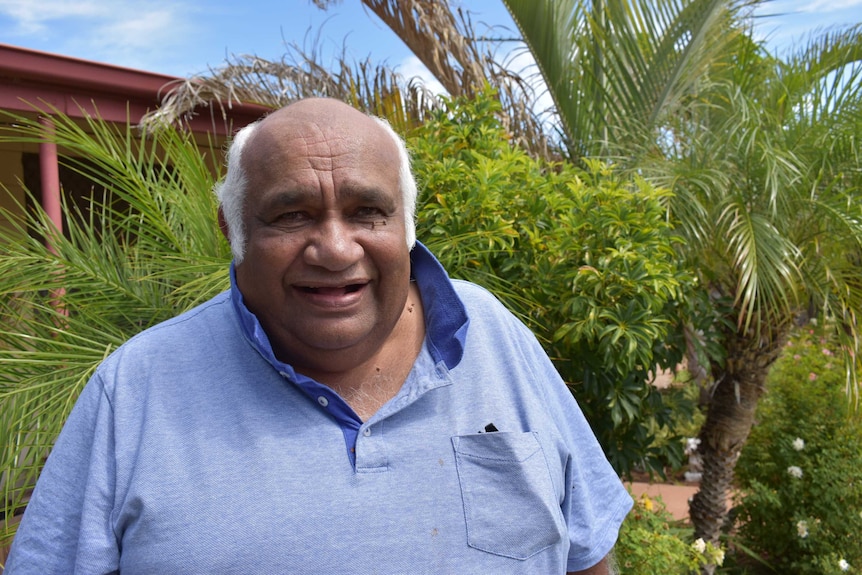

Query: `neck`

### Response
(302, 282, 425, 420)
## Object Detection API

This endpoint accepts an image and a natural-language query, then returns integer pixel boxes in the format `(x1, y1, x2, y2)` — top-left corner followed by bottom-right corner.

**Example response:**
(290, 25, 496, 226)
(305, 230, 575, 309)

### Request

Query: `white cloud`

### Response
(397, 55, 448, 96)
(797, 0, 862, 13)
(95, 7, 180, 45)
(0, 0, 202, 73)
(86, 8, 192, 64)
(0, 0, 104, 34)
(753, 0, 862, 52)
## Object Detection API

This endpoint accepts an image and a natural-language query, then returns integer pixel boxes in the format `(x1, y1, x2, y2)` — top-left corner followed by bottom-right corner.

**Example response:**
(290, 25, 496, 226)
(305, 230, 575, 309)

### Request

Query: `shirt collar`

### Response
(229, 241, 468, 374)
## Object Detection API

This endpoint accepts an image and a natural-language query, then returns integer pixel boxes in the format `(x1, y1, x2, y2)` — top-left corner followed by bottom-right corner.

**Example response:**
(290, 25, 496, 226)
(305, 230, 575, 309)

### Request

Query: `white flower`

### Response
(792, 437, 805, 451)
(796, 520, 809, 538)
(685, 437, 701, 454)
(839, 558, 850, 571)
(787, 465, 804, 479)
(714, 548, 725, 566)
(692, 538, 706, 554)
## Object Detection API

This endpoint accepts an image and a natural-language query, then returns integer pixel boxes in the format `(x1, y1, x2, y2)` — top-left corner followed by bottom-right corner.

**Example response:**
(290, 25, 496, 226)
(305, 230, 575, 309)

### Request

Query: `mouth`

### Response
(297, 283, 367, 296)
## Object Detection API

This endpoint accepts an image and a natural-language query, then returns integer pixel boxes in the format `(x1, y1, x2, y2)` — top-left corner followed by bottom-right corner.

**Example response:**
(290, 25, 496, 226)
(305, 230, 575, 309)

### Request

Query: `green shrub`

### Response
(616, 492, 724, 573)
(732, 325, 862, 574)
(410, 91, 695, 476)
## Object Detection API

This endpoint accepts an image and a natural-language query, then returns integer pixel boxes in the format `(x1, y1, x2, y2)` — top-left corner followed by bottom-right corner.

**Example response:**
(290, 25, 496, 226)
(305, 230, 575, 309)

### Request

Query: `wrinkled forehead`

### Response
(242, 110, 398, 174)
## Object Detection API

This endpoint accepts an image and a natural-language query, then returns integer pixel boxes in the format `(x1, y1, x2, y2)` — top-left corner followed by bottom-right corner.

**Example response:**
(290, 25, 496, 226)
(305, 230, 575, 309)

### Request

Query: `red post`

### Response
(38, 115, 63, 249)
(38, 116, 67, 315)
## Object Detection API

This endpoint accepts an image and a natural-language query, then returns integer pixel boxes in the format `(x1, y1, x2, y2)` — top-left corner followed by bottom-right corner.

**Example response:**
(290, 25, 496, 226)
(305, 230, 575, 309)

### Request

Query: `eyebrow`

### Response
(254, 189, 311, 214)
(256, 186, 398, 213)
(339, 186, 398, 212)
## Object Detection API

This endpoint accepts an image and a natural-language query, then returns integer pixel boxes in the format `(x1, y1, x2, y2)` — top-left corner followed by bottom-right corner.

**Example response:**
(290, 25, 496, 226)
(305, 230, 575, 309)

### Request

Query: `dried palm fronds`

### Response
(142, 0, 557, 160)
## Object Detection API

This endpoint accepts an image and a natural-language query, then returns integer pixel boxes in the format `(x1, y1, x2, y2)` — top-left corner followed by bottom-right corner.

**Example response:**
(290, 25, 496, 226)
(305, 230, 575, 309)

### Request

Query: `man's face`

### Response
(233, 102, 411, 375)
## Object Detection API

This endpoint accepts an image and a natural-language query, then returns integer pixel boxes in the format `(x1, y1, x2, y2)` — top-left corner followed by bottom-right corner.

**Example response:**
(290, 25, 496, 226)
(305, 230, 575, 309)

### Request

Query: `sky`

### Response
(0, 0, 860, 86)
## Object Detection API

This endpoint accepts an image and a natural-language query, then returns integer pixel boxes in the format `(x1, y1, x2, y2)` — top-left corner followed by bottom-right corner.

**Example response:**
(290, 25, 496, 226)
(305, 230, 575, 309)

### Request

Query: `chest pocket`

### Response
(451, 431, 566, 560)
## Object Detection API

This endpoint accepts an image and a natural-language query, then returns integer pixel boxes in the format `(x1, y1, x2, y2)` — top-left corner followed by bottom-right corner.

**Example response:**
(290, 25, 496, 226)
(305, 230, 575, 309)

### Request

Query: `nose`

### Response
(303, 216, 364, 271)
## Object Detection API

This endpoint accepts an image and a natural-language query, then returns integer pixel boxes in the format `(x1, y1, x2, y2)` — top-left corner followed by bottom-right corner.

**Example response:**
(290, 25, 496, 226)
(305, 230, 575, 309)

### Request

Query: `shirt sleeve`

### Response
(513, 319, 633, 572)
(5, 373, 120, 575)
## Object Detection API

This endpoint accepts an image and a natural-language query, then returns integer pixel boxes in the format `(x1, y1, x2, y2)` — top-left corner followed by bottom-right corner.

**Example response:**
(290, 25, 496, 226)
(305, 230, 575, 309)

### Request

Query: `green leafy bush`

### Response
(732, 325, 862, 574)
(410, 91, 695, 475)
(616, 492, 724, 573)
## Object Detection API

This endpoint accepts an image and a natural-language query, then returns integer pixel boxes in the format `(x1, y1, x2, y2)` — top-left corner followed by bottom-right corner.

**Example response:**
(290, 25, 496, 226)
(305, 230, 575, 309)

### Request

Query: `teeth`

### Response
(299, 283, 364, 295)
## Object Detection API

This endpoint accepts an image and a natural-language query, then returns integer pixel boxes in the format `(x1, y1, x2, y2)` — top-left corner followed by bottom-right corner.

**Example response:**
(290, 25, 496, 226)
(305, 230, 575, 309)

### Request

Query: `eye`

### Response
(354, 206, 386, 219)
(351, 207, 390, 230)
(271, 210, 312, 229)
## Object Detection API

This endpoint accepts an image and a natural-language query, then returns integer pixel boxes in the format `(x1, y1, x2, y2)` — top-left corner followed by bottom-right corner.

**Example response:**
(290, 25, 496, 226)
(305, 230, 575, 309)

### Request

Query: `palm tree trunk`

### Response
(690, 325, 791, 551)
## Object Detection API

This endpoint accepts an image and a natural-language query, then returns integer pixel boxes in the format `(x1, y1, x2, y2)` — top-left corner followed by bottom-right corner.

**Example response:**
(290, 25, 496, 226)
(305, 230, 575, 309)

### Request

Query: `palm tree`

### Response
(656, 29, 862, 546)
(504, 0, 862, 552)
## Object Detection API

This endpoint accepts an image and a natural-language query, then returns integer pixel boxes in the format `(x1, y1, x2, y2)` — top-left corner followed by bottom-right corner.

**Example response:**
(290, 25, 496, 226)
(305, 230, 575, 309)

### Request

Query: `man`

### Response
(6, 99, 632, 574)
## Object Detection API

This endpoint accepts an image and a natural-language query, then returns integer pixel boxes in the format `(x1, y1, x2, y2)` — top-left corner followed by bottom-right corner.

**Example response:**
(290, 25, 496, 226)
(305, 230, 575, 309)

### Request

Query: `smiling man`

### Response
(6, 99, 631, 575)
(230, 102, 423, 418)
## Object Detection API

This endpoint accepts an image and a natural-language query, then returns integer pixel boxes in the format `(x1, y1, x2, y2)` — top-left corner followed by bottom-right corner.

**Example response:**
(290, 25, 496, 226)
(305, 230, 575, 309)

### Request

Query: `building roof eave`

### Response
(0, 43, 269, 136)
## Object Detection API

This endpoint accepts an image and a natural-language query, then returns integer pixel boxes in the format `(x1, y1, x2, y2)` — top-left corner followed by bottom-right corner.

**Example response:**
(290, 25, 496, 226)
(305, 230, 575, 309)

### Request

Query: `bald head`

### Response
(215, 98, 418, 263)
(253, 98, 381, 134)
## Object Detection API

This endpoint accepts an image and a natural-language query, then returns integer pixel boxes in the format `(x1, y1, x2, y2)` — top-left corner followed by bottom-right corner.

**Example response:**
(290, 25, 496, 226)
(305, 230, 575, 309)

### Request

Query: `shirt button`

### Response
(317, 396, 329, 407)
(363, 427, 372, 437)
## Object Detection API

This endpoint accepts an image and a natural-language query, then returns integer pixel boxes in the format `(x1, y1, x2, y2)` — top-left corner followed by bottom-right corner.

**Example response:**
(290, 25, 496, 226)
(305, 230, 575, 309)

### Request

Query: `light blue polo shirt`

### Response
(6, 243, 632, 574)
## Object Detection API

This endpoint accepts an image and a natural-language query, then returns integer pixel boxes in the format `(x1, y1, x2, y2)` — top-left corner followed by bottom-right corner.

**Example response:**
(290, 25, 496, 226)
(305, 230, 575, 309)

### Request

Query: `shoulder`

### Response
(451, 279, 511, 314)
(99, 291, 235, 370)
(448, 279, 552, 370)
(133, 290, 230, 337)
(451, 279, 531, 335)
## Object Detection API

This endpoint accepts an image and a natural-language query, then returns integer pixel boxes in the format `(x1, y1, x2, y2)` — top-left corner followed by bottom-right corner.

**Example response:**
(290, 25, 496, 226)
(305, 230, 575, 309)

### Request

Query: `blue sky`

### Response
(1, 0, 860, 84)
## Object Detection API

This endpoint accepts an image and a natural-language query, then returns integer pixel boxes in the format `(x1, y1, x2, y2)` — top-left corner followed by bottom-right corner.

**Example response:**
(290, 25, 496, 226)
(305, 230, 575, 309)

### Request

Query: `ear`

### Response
(217, 207, 230, 241)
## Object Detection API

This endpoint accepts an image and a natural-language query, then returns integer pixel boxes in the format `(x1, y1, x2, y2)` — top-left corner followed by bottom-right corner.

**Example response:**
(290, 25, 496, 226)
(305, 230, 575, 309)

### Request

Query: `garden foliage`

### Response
(733, 326, 862, 574)
(616, 493, 724, 573)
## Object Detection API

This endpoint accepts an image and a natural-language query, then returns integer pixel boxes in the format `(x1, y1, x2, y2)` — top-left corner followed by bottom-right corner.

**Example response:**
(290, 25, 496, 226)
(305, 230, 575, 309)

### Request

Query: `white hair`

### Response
(213, 118, 261, 263)
(371, 116, 417, 250)
(213, 112, 418, 264)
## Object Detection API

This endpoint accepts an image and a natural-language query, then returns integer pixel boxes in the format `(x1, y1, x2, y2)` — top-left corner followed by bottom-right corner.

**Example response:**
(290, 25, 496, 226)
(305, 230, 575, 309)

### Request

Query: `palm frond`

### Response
(143, 47, 441, 137)
(143, 1, 556, 160)
(504, 0, 752, 161)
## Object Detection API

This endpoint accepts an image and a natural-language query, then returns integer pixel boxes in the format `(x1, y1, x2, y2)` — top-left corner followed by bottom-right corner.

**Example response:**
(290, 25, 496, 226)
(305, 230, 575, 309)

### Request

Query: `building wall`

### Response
(0, 141, 30, 239)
